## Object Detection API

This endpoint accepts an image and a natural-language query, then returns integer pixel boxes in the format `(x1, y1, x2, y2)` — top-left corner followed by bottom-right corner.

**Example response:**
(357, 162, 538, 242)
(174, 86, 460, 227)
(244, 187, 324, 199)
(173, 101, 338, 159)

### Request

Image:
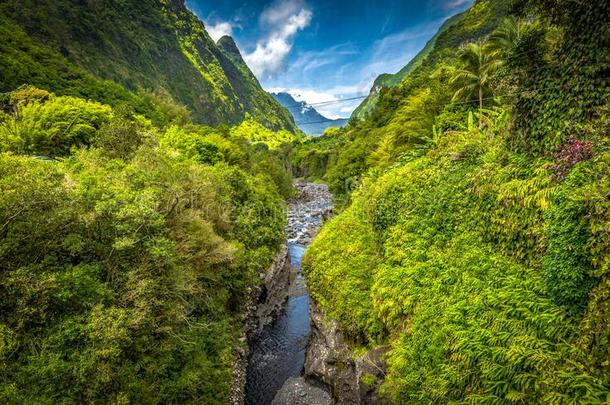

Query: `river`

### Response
(244, 182, 332, 405)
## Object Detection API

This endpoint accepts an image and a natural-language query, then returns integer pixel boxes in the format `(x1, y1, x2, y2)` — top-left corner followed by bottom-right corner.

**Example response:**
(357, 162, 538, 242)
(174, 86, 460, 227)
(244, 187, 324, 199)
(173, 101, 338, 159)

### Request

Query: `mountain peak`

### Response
(0, 0, 295, 131)
(271, 92, 348, 136)
(165, 0, 186, 12)
(217, 35, 247, 68)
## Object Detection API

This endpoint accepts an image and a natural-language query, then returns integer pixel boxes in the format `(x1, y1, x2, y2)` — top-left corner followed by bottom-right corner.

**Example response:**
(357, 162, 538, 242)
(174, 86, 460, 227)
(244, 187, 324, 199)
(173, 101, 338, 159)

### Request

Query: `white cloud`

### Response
(244, 1, 312, 79)
(260, 0, 308, 25)
(206, 21, 233, 42)
(316, 110, 343, 120)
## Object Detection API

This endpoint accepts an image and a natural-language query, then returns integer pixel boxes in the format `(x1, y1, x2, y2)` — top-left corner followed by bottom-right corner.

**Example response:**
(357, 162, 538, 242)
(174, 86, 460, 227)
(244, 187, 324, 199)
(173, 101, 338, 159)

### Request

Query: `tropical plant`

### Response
(450, 42, 503, 126)
(488, 17, 528, 55)
(0, 95, 114, 156)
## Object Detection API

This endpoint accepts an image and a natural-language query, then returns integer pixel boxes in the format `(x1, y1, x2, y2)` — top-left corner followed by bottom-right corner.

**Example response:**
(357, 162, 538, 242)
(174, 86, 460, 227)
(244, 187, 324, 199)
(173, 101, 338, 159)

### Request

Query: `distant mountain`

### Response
(0, 0, 296, 131)
(352, 12, 464, 120)
(271, 92, 348, 136)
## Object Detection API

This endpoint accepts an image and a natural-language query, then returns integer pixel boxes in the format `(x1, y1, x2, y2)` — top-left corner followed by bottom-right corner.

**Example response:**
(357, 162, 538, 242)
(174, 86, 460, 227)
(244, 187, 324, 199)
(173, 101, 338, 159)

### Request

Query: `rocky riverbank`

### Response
(304, 303, 390, 404)
(231, 245, 291, 405)
(286, 181, 334, 245)
(236, 181, 333, 405)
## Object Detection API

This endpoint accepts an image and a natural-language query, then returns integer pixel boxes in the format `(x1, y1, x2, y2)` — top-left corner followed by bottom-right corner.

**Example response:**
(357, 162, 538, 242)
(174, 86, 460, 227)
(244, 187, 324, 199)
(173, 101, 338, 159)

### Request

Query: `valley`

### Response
(0, 0, 609, 404)
(245, 182, 332, 405)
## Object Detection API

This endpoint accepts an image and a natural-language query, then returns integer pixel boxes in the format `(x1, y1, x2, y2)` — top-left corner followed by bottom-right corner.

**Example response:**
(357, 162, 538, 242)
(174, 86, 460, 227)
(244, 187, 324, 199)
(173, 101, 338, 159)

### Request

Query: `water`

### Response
(245, 182, 332, 405)
(245, 243, 310, 405)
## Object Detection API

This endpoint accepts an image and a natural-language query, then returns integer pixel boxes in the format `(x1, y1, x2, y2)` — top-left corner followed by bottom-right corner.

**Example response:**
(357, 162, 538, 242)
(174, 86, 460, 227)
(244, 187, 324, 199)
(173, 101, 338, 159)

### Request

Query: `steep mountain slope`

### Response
(293, 0, 511, 191)
(0, 0, 296, 130)
(351, 11, 466, 120)
(272, 92, 348, 136)
(294, 0, 610, 402)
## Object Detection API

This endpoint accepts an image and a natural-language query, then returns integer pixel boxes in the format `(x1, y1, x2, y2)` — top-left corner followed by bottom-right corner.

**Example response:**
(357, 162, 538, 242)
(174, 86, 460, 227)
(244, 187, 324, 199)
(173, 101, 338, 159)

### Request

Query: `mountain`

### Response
(0, 0, 296, 131)
(351, 12, 464, 120)
(271, 92, 348, 136)
(291, 0, 610, 402)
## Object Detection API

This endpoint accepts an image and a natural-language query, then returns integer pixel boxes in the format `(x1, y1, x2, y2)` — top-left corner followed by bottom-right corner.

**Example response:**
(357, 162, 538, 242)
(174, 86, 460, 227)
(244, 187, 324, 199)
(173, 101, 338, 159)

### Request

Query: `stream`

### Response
(245, 182, 332, 405)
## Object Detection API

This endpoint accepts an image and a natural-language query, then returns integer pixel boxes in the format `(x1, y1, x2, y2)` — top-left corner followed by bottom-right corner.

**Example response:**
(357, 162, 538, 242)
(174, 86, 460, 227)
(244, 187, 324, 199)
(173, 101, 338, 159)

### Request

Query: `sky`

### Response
(185, 0, 474, 118)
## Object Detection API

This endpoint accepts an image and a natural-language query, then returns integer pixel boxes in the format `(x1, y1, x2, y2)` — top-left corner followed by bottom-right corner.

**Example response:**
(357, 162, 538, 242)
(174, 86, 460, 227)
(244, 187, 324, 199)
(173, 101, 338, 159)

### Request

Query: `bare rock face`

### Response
(248, 245, 292, 336)
(305, 302, 390, 404)
(305, 302, 360, 403)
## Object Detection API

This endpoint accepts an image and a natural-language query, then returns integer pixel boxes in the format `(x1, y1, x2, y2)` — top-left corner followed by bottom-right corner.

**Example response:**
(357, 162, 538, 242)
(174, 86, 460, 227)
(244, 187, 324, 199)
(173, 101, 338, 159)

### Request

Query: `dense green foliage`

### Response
(0, 88, 292, 403)
(300, 0, 610, 402)
(294, 0, 511, 203)
(511, 0, 610, 153)
(0, 0, 296, 130)
(306, 127, 610, 402)
(0, 94, 114, 156)
(0, 0, 302, 399)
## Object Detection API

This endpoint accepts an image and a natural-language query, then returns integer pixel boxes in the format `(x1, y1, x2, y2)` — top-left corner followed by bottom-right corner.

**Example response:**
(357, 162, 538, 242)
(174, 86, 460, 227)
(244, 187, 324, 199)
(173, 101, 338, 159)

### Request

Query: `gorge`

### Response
(1, 0, 609, 404)
(244, 182, 332, 405)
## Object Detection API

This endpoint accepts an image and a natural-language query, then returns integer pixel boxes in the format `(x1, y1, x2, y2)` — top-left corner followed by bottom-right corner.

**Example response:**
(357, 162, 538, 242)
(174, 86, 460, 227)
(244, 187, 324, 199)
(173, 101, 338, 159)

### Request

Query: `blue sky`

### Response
(186, 0, 473, 118)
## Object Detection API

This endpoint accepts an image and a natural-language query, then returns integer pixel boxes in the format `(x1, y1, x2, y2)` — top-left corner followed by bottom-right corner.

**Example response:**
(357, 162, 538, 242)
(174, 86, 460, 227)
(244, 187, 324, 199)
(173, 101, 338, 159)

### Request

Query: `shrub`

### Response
(0, 95, 113, 156)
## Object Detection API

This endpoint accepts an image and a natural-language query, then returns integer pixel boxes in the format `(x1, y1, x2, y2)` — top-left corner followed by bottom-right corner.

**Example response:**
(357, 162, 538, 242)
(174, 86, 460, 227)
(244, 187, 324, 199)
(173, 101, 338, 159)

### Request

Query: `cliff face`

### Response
(0, 0, 296, 130)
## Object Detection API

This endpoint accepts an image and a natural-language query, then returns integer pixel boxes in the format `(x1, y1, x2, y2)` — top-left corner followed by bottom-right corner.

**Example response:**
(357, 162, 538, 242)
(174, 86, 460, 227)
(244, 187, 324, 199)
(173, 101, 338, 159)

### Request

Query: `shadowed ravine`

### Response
(245, 182, 332, 405)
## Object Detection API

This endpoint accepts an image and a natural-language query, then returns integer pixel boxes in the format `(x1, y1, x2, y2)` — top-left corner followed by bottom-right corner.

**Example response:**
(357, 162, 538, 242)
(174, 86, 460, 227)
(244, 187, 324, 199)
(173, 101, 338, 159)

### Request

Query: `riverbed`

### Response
(244, 182, 332, 405)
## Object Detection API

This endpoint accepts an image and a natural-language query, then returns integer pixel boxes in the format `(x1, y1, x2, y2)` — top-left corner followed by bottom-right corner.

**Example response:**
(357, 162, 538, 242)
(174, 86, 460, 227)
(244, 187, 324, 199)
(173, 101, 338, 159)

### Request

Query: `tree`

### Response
(450, 43, 503, 127)
(487, 17, 527, 56)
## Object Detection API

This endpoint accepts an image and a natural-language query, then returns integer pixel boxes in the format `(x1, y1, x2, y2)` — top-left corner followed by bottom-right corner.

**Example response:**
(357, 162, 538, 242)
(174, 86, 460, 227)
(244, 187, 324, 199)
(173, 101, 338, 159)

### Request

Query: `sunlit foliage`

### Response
(299, 0, 610, 402)
(0, 88, 291, 403)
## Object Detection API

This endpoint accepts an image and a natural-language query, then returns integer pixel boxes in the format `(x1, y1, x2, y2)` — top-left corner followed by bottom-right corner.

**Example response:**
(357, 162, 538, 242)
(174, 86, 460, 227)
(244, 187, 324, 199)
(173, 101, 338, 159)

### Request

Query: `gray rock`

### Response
(272, 377, 332, 405)
(305, 303, 390, 404)
(231, 246, 291, 405)
(286, 181, 333, 245)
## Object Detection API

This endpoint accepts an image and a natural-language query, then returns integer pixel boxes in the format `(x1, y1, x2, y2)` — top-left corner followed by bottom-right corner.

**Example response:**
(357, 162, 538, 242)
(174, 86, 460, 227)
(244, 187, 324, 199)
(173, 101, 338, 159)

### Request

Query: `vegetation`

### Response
(0, 0, 296, 130)
(450, 42, 503, 123)
(299, 0, 610, 402)
(0, 87, 291, 403)
(1, 0, 609, 402)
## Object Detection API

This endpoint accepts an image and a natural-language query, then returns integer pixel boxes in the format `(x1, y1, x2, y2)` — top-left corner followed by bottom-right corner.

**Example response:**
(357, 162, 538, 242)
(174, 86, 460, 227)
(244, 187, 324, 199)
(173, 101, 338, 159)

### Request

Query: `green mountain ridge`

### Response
(0, 0, 296, 130)
(294, 0, 610, 402)
(351, 10, 475, 120)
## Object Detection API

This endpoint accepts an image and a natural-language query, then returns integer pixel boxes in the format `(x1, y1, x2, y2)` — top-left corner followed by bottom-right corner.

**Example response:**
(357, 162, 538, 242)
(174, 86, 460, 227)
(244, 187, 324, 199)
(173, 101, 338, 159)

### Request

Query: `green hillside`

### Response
(352, 12, 464, 120)
(0, 0, 296, 130)
(293, 0, 511, 196)
(0, 2, 300, 403)
(295, 0, 610, 401)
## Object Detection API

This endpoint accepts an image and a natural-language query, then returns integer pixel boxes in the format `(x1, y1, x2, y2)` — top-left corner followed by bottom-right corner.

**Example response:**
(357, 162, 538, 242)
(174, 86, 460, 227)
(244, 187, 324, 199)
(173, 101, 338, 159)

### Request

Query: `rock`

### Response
(272, 377, 332, 405)
(247, 245, 291, 338)
(286, 181, 333, 246)
(304, 302, 390, 404)
(305, 301, 360, 403)
(231, 246, 291, 404)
